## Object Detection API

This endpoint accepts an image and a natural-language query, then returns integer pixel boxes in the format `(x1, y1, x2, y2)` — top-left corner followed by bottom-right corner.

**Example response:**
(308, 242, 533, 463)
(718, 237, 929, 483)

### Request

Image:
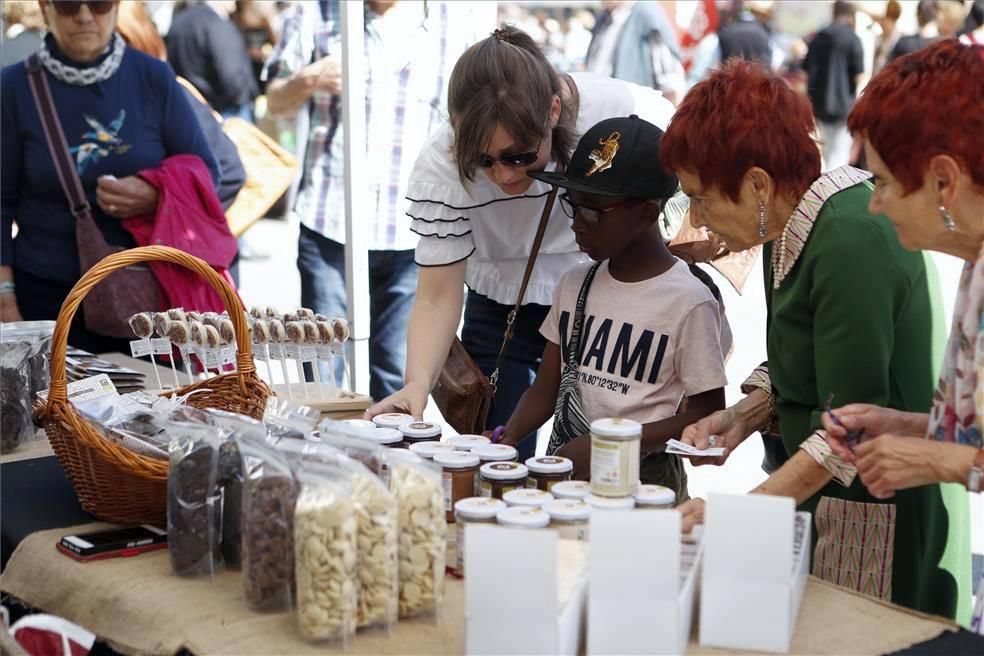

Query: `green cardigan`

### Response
(765, 181, 971, 623)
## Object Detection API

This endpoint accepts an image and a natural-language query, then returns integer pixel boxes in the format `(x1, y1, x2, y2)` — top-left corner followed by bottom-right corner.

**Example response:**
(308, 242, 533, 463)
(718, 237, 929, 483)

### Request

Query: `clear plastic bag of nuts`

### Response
(293, 461, 359, 645)
(166, 423, 223, 577)
(384, 450, 447, 619)
(240, 437, 300, 611)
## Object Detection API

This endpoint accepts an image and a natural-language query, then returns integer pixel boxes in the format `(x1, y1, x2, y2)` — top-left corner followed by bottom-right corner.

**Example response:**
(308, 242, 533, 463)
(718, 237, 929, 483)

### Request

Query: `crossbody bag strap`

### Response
(488, 186, 558, 392)
(24, 55, 93, 222)
(567, 262, 602, 368)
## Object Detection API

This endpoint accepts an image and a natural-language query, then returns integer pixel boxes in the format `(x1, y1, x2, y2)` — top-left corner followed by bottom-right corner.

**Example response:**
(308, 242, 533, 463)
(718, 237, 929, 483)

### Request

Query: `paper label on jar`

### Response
(591, 439, 623, 488)
(151, 337, 173, 356)
(442, 472, 453, 512)
(479, 480, 492, 498)
(455, 523, 466, 575)
(129, 338, 153, 358)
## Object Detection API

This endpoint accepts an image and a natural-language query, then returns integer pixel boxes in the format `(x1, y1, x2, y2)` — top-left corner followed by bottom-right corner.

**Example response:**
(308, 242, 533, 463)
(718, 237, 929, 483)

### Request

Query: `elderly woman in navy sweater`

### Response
(1, 0, 218, 353)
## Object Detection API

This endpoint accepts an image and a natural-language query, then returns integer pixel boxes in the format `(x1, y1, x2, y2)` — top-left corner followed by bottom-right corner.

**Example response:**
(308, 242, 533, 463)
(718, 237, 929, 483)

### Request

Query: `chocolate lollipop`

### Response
(250, 319, 275, 383)
(128, 312, 154, 339)
(201, 312, 222, 329)
(163, 320, 189, 387)
(300, 320, 325, 395)
(314, 313, 329, 322)
(219, 318, 236, 346)
(286, 322, 309, 399)
(332, 319, 351, 391)
(265, 306, 279, 319)
(267, 319, 293, 399)
(297, 307, 316, 320)
(186, 310, 203, 323)
(283, 311, 300, 324)
(250, 306, 265, 320)
(167, 308, 187, 322)
(315, 321, 338, 392)
(189, 320, 205, 347)
(152, 312, 170, 337)
(333, 318, 351, 342)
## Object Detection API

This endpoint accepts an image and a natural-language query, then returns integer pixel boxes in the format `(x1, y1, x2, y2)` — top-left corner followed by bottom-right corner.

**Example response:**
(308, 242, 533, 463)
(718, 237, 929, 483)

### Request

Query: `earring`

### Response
(938, 206, 957, 231)
(758, 202, 767, 238)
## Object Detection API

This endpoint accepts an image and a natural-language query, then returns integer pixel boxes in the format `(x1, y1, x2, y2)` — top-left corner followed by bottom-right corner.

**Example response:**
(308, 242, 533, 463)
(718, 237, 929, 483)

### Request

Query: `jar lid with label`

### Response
(447, 434, 492, 451)
(503, 488, 554, 508)
(373, 412, 414, 429)
(545, 499, 591, 522)
(399, 420, 442, 440)
(586, 494, 635, 510)
(359, 427, 403, 446)
(525, 456, 573, 474)
(472, 444, 517, 462)
(480, 461, 529, 481)
(496, 506, 550, 529)
(454, 497, 507, 520)
(634, 484, 676, 507)
(409, 441, 455, 459)
(342, 419, 377, 431)
(433, 451, 480, 469)
(590, 417, 642, 439)
(551, 480, 591, 500)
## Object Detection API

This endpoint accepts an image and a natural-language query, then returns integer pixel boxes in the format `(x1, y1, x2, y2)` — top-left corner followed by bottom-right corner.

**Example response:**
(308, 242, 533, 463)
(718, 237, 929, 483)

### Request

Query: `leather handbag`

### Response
(26, 55, 162, 338)
(432, 188, 558, 435)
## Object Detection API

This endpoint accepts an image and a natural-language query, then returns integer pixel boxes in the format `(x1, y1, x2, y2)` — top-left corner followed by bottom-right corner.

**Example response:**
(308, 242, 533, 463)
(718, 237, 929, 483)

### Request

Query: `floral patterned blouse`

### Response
(927, 244, 983, 448)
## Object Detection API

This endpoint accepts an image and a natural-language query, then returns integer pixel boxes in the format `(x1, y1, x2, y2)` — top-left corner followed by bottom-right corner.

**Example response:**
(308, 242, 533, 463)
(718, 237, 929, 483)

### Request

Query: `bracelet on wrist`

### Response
(755, 389, 776, 435)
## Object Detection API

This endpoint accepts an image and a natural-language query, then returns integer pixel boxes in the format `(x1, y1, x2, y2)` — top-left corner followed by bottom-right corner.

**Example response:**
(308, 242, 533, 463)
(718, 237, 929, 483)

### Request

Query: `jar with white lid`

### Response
(398, 420, 443, 446)
(471, 443, 517, 463)
(408, 441, 455, 460)
(634, 484, 676, 509)
(503, 488, 553, 508)
(590, 417, 641, 497)
(525, 456, 573, 491)
(342, 418, 377, 431)
(545, 499, 590, 541)
(478, 462, 529, 499)
(586, 494, 635, 510)
(453, 497, 506, 577)
(434, 451, 480, 523)
(372, 412, 414, 430)
(446, 434, 491, 451)
(551, 480, 591, 500)
(496, 506, 550, 529)
(360, 427, 403, 447)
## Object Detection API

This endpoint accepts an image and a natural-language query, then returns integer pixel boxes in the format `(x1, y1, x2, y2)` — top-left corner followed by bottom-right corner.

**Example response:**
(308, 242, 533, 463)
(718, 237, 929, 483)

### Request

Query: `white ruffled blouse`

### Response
(407, 72, 676, 306)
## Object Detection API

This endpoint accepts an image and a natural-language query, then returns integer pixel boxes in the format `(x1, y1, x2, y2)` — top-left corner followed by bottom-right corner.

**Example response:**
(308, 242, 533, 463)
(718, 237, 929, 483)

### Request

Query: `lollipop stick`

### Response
(168, 353, 180, 389)
(147, 354, 163, 391)
(295, 358, 309, 400)
(310, 360, 323, 399)
(279, 355, 293, 400)
(262, 345, 276, 385)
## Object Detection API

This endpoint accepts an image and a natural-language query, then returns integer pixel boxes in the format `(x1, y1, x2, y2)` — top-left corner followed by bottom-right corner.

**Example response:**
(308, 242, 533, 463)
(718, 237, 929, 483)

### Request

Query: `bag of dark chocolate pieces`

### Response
(262, 397, 320, 443)
(239, 435, 300, 612)
(0, 338, 34, 452)
(1, 321, 54, 402)
(166, 422, 223, 577)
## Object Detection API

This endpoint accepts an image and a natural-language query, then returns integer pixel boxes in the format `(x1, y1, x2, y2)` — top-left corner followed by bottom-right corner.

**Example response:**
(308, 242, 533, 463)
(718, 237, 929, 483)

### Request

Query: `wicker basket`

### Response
(34, 246, 272, 525)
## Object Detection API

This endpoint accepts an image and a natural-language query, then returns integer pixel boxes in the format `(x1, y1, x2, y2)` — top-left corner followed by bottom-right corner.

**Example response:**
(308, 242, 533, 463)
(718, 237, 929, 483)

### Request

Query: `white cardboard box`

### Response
(465, 526, 587, 655)
(587, 510, 702, 656)
(699, 493, 811, 653)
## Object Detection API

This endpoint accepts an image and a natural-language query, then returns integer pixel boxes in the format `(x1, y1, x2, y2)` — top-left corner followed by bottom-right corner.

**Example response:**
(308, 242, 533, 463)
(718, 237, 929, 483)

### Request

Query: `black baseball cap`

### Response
(529, 115, 678, 199)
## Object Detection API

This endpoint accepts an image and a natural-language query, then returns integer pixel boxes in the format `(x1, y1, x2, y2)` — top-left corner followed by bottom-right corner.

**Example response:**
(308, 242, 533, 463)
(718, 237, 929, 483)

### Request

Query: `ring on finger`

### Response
(109, 204, 117, 212)
(707, 434, 719, 447)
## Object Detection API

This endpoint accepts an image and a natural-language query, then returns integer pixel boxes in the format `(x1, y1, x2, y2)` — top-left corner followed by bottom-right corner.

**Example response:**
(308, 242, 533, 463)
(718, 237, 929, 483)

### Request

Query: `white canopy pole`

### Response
(340, 0, 370, 396)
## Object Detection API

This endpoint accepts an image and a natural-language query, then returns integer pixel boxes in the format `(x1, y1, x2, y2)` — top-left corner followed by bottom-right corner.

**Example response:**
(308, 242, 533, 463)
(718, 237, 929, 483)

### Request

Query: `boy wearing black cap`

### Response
(496, 116, 729, 501)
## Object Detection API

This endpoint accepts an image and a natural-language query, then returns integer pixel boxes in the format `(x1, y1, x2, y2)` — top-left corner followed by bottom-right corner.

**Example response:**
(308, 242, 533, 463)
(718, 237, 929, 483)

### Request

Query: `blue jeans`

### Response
(461, 290, 549, 462)
(296, 224, 418, 401)
(220, 103, 254, 123)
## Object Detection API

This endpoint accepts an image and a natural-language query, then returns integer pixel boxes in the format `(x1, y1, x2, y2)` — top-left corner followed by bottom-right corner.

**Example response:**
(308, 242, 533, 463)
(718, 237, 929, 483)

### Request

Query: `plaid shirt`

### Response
(264, 0, 475, 251)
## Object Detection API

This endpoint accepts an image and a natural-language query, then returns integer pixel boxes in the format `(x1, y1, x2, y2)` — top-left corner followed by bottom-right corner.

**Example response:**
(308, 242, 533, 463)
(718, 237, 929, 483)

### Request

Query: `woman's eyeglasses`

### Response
(475, 120, 549, 169)
(559, 193, 639, 227)
(51, 1, 117, 17)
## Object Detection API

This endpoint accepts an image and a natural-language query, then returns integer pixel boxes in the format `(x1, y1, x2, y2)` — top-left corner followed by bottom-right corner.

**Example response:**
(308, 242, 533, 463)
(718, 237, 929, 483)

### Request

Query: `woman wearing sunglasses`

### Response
(1, 0, 218, 352)
(366, 25, 677, 460)
(665, 59, 971, 622)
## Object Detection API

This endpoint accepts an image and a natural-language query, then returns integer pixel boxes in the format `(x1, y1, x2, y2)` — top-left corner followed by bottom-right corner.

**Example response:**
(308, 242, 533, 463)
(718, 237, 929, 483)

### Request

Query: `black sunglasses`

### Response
(560, 193, 640, 227)
(475, 120, 549, 169)
(51, 1, 117, 17)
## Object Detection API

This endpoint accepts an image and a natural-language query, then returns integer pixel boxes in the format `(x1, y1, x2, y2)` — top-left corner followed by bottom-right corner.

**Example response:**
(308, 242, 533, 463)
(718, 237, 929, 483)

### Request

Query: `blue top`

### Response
(1, 34, 219, 284)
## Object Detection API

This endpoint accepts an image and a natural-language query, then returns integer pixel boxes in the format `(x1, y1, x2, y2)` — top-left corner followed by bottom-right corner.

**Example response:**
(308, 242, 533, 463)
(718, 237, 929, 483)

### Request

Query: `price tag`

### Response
(331, 343, 345, 356)
(316, 345, 334, 360)
(151, 337, 173, 356)
(282, 344, 299, 360)
(195, 348, 220, 370)
(267, 343, 283, 359)
(300, 346, 318, 363)
(220, 345, 237, 366)
(129, 338, 153, 358)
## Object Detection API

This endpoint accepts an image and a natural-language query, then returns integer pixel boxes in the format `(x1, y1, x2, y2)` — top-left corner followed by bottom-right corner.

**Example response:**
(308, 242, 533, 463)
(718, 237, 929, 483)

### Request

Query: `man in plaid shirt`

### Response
(264, 0, 480, 398)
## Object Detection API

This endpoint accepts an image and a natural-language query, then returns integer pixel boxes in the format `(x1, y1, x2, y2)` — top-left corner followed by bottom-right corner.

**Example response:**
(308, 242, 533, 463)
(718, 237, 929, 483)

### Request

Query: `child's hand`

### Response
(555, 434, 592, 480)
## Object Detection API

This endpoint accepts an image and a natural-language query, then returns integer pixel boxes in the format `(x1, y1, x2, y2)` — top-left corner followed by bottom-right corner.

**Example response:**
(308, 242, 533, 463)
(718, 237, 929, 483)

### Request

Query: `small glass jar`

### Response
(453, 497, 506, 577)
(634, 484, 676, 509)
(551, 480, 591, 500)
(471, 443, 518, 463)
(361, 427, 404, 448)
(478, 462, 529, 499)
(373, 412, 414, 430)
(434, 451, 480, 523)
(447, 434, 491, 452)
(342, 419, 377, 431)
(525, 456, 573, 492)
(545, 499, 591, 541)
(590, 417, 642, 497)
(408, 440, 455, 460)
(399, 420, 443, 446)
(503, 488, 554, 509)
(586, 494, 635, 511)
(496, 506, 550, 529)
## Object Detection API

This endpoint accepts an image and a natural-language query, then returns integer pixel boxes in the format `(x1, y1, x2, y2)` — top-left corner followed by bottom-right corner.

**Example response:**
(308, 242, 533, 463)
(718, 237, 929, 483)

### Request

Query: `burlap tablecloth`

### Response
(1, 523, 957, 656)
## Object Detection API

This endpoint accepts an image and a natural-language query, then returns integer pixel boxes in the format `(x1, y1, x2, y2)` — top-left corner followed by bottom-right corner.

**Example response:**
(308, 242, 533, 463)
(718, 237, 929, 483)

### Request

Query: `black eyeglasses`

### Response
(559, 193, 639, 227)
(51, 1, 117, 17)
(475, 120, 549, 169)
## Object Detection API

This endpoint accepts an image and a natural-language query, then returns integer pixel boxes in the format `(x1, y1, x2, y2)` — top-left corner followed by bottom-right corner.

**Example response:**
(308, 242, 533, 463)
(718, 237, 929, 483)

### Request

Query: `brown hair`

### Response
(447, 25, 577, 186)
(116, 1, 167, 61)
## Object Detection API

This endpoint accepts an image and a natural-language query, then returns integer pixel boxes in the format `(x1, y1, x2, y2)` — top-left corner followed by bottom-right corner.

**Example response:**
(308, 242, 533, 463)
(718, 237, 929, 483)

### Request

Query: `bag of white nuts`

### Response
(385, 450, 447, 619)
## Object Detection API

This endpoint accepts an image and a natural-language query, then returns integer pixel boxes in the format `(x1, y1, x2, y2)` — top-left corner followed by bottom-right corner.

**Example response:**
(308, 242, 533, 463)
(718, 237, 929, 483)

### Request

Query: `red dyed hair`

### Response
(660, 60, 820, 202)
(848, 39, 984, 194)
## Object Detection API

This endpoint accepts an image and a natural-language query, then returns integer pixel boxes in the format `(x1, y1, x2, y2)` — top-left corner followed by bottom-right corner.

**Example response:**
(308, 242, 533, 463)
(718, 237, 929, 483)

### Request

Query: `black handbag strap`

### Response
(25, 55, 94, 222)
(489, 187, 558, 392)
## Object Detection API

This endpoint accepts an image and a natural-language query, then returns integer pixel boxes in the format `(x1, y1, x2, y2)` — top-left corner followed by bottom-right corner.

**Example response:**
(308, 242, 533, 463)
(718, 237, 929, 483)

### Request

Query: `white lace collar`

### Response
(38, 32, 125, 86)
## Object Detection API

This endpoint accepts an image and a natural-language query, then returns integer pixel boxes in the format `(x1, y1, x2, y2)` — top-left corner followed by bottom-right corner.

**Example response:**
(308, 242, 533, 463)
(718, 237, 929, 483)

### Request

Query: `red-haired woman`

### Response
(819, 41, 983, 510)
(667, 59, 971, 621)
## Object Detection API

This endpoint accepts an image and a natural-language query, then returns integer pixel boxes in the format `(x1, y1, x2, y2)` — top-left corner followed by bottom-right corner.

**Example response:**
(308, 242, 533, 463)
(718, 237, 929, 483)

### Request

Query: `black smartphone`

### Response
(57, 525, 167, 562)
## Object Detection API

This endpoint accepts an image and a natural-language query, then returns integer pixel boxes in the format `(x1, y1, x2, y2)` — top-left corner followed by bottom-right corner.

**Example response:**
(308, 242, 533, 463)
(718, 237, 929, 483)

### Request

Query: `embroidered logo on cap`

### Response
(586, 131, 621, 177)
